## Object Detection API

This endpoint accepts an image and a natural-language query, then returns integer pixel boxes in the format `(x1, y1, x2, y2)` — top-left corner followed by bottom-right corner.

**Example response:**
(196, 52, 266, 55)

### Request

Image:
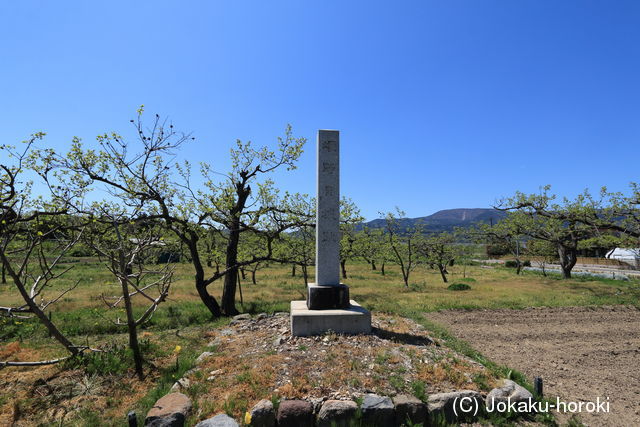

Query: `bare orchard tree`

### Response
(0, 135, 93, 366)
(84, 216, 172, 380)
(275, 193, 316, 285)
(474, 215, 527, 274)
(496, 187, 598, 279)
(194, 128, 306, 315)
(354, 226, 386, 271)
(42, 109, 307, 317)
(416, 231, 458, 283)
(526, 238, 557, 276)
(597, 183, 640, 239)
(382, 208, 422, 287)
(541, 184, 640, 256)
(339, 198, 364, 280)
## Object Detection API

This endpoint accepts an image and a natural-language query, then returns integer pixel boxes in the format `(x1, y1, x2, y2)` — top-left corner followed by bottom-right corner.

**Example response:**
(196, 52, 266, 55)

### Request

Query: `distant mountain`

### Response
(361, 208, 507, 233)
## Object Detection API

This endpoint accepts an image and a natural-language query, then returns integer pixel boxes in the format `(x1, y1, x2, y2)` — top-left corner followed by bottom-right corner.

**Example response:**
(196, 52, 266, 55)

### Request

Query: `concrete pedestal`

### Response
(290, 300, 371, 337)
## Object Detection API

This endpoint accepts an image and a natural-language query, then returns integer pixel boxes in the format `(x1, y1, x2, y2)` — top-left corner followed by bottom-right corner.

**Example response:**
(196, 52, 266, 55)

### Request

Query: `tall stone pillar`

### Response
(290, 129, 371, 336)
(307, 130, 349, 309)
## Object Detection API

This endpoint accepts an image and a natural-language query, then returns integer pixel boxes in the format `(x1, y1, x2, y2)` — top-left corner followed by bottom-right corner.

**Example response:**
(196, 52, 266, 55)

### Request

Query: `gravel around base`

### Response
(186, 312, 498, 422)
(427, 305, 640, 426)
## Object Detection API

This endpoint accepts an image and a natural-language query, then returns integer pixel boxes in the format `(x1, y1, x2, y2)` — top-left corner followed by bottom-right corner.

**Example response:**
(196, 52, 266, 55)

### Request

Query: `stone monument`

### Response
(290, 130, 371, 336)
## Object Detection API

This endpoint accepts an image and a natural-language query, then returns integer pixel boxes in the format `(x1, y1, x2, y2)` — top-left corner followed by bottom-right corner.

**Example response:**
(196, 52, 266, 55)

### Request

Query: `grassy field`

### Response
(1, 258, 639, 425)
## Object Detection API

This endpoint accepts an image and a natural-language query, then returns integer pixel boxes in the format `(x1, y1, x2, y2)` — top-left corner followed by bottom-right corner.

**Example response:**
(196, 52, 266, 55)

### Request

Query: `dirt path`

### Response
(426, 306, 640, 426)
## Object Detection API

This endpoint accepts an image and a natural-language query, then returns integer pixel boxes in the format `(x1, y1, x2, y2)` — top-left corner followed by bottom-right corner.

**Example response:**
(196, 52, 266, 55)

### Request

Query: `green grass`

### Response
(1, 257, 638, 425)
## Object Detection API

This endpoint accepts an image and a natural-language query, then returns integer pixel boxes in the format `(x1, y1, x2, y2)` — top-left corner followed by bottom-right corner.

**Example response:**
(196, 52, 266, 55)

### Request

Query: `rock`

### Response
(361, 394, 394, 426)
(145, 392, 192, 427)
(195, 414, 239, 427)
(232, 313, 251, 321)
(309, 397, 325, 414)
(393, 394, 427, 426)
(273, 335, 285, 346)
(256, 313, 268, 320)
(486, 379, 534, 408)
(208, 338, 222, 348)
(428, 390, 483, 423)
(195, 352, 215, 364)
(276, 400, 314, 427)
(169, 377, 190, 392)
(249, 399, 275, 427)
(316, 400, 357, 427)
(220, 329, 235, 336)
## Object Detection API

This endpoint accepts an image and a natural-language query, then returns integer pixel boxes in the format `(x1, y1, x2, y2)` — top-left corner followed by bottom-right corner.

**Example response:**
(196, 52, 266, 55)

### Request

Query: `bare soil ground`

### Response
(427, 306, 640, 426)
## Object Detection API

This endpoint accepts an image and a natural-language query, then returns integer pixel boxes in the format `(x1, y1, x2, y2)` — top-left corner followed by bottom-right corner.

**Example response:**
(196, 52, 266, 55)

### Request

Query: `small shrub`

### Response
(65, 344, 129, 376)
(410, 380, 428, 402)
(505, 260, 531, 268)
(389, 375, 404, 390)
(471, 373, 491, 391)
(409, 282, 426, 292)
(447, 283, 471, 291)
(68, 246, 94, 257)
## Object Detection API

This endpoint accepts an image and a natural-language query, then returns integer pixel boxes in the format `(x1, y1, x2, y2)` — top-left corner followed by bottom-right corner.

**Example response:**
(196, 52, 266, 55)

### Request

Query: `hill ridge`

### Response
(361, 208, 506, 233)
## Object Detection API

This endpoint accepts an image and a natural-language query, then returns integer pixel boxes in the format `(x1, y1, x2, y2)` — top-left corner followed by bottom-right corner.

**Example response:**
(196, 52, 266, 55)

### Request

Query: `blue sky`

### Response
(1, 1, 639, 221)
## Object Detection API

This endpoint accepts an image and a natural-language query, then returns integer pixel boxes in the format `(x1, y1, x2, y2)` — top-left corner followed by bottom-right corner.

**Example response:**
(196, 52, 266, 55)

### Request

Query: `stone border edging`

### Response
(145, 380, 534, 427)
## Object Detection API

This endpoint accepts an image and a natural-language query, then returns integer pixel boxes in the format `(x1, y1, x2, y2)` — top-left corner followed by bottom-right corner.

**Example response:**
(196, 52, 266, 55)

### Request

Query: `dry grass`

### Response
(184, 313, 496, 423)
(0, 258, 638, 425)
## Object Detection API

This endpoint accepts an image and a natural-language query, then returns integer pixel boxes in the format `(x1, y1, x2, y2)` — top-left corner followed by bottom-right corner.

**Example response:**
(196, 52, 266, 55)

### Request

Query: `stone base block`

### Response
(307, 283, 350, 310)
(290, 300, 371, 337)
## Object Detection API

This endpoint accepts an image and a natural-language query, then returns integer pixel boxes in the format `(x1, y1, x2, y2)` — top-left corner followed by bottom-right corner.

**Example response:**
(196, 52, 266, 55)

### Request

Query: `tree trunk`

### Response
(195, 280, 222, 317)
(381, 262, 385, 276)
(371, 260, 376, 271)
(220, 182, 251, 316)
(179, 241, 185, 263)
(291, 264, 296, 277)
(120, 275, 144, 380)
(221, 220, 241, 316)
(302, 265, 308, 286)
(240, 267, 246, 280)
(1, 263, 5, 284)
(341, 259, 347, 280)
(183, 234, 222, 318)
(206, 259, 212, 268)
(557, 244, 577, 279)
(438, 265, 448, 283)
(515, 258, 522, 275)
(251, 265, 257, 285)
(402, 270, 409, 287)
(221, 270, 239, 316)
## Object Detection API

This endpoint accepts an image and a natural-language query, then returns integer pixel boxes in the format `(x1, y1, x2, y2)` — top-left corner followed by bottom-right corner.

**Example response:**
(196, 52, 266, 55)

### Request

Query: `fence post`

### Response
(127, 411, 137, 427)
(534, 376, 543, 398)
